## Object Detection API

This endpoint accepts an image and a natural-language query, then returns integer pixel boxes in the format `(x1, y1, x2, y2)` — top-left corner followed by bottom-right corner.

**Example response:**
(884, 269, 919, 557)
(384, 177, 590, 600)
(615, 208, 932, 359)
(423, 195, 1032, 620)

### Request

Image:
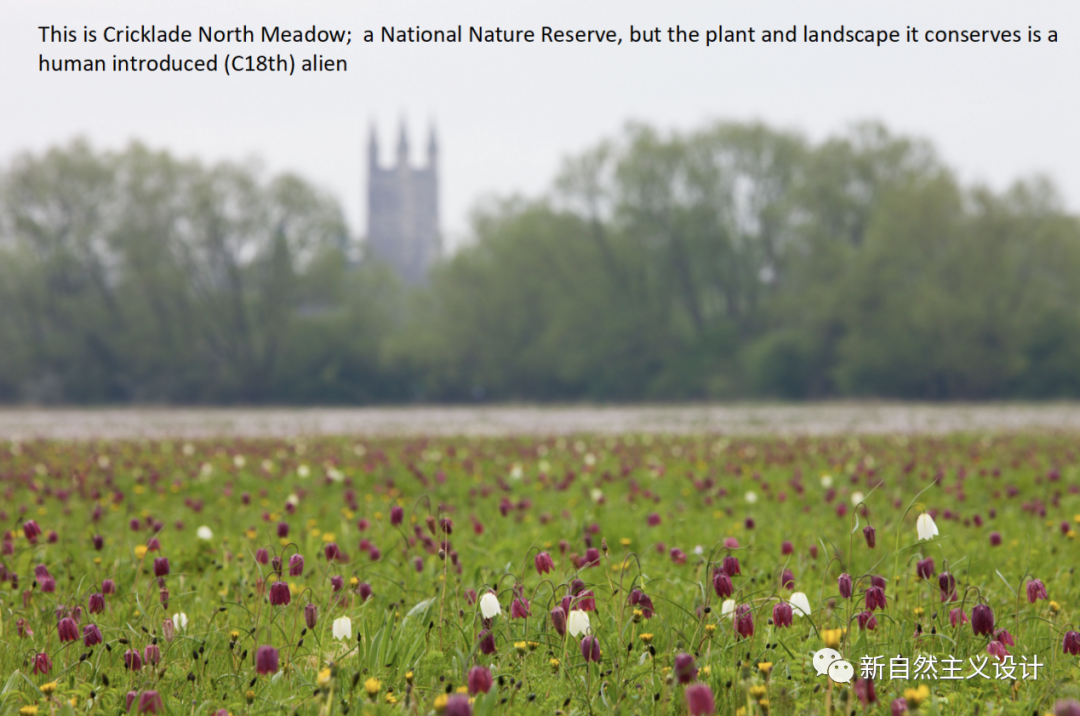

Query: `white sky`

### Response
(5, 0, 1078, 250)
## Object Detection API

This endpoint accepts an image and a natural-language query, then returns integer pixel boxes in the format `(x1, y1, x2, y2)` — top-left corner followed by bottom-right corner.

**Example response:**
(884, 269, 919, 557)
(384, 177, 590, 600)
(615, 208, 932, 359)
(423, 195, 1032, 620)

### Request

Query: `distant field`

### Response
(3, 403, 1080, 440)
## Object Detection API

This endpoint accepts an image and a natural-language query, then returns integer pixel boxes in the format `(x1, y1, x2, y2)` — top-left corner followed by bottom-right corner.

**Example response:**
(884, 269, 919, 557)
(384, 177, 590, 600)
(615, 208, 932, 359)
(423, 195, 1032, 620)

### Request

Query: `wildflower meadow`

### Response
(1, 433, 1079, 716)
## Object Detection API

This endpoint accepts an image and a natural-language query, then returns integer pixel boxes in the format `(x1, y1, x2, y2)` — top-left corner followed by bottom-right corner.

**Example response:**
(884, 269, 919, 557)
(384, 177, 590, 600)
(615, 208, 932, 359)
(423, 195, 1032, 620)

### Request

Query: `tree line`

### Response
(2, 122, 1079, 404)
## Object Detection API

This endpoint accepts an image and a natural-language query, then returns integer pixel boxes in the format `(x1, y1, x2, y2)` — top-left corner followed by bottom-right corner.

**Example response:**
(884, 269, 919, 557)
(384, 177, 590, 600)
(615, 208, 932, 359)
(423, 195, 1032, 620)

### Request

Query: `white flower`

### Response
(172, 612, 188, 631)
(820, 474, 833, 488)
(693, 545, 704, 556)
(745, 491, 758, 504)
(850, 491, 865, 507)
(916, 513, 939, 541)
(196, 526, 213, 540)
(297, 464, 310, 478)
(479, 591, 501, 619)
(332, 616, 352, 641)
(789, 592, 812, 617)
(721, 599, 736, 620)
(567, 609, 591, 637)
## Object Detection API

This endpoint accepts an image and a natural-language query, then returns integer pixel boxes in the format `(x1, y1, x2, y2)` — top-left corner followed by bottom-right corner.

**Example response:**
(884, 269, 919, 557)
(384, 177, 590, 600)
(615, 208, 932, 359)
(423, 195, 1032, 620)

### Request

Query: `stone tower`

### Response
(366, 122, 440, 283)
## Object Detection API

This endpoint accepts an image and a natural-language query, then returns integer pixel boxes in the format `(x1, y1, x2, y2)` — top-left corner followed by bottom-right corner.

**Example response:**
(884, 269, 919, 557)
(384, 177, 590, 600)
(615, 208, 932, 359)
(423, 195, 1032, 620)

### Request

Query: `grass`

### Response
(0, 432, 1077, 716)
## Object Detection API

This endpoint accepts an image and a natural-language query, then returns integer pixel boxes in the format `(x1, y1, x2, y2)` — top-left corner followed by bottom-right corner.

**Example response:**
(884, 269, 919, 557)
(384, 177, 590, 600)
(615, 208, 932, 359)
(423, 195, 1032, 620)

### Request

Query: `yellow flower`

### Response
(69, 698, 78, 708)
(434, 694, 448, 713)
(384, 693, 397, 705)
(913, 607, 925, 617)
(640, 633, 654, 643)
(245, 690, 255, 705)
(699, 665, 711, 676)
(349, 577, 359, 587)
(550, 658, 561, 672)
(633, 609, 644, 623)
(749, 685, 768, 700)
(904, 684, 930, 708)
(317, 668, 332, 688)
(455, 686, 468, 694)
(822, 629, 843, 649)
(364, 678, 380, 700)
(1049, 601, 1061, 614)
(527, 641, 539, 651)
(704, 624, 716, 636)
(230, 630, 240, 640)
(39, 682, 58, 695)
(757, 662, 773, 675)
(620, 538, 632, 546)
(134, 545, 148, 559)
(514, 641, 528, 655)
(405, 671, 414, 684)
(20, 706, 39, 716)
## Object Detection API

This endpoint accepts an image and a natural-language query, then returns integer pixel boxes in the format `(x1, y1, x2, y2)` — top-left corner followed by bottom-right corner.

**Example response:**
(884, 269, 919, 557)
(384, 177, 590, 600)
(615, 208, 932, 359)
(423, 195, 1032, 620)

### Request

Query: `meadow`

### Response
(0, 432, 1078, 716)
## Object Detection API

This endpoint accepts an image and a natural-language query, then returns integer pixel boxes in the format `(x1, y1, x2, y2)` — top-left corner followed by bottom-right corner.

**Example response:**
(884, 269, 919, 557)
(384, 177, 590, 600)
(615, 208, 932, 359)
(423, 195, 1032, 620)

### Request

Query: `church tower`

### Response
(366, 121, 441, 283)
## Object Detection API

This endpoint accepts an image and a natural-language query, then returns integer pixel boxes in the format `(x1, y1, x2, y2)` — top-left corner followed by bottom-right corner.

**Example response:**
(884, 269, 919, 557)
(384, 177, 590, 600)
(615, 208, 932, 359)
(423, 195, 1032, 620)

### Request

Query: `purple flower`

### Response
(995, 629, 1015, 646)
(126, 692, 138, 713)
(330, 575, 344, 592)
(628, 589, 655, 619)
(891, 697, 909, 716)
(534, 551, 554, 575)
(124, 648, 143, 671)
(735, 605, 754, 638)
(92, 534, 104, 550)
(781, 568, 795, 589)
(1055, 701, 1080, 716)
(277, 521, 289, 538)
(916, 558, 935, 580)
(23, 520, 42, 541)
(685, 684, 715, 716)
(972, 604, 995, 636)
(83, 623, 103, 646)
(838, 573, 852, 599)
(938, 572, 956, 602)
(88, 592, 105, 614)
(1027, 578, 1048, 604)
(949, 607, 968, 627)
(478, 629, 496, 655)
(390, 506, 404, 525)
(772, 602, 793, 628)
(712, 570, 733, 598)
(551, 606, 567, 636)
(137, 691, 163, 714)
(863, 525, 876, 548)
(255, 548, 269, 564)
(102, 578, 117, 595)
(304, 603, 318, 629)
(255, 645, 279, 675)
(144, 644, 161, 665)
(854, 677, 876, 706)
(288, 554, 304, 577)
(162, 618, 176, 641)
(1063, 630, 1080, 655)
(324, 543, 340, 562)
(721, 556, 740, 576)
(58, 617, 79, 642)
(33, 652, 52, 675)
(580, 635, 601, 663)
(357, 582, 373, 601)
(781, 541, 793, 555)
(511, 597, 531, 619)
(987, 640, 1009, 662)
(865, 586, 887, 611)
(989, 531, 1002, 547)
(467, 666, 492, 694)
(445, 695, 472, 716)
(269, 581, 291, 606)
(871, 575, 887, 591)
(674, 652, 697, 684)
(857, 611, 878, 631)
(153, 558, 170, 577)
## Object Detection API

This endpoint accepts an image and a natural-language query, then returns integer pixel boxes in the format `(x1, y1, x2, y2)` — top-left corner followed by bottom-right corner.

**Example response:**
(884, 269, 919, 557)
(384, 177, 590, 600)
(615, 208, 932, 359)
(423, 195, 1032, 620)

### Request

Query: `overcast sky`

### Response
(5, 0, 1078, 250)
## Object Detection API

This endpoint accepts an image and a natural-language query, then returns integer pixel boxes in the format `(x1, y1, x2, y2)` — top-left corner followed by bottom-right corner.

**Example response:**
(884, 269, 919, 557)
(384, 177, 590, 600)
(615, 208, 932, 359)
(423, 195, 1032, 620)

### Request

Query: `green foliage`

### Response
(2, 125, 1079, 402)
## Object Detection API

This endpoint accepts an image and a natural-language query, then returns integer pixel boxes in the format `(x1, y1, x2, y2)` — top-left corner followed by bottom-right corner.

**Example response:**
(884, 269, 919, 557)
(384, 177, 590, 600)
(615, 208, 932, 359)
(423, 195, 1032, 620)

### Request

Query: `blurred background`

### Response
(2, 1, 1079, 405)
